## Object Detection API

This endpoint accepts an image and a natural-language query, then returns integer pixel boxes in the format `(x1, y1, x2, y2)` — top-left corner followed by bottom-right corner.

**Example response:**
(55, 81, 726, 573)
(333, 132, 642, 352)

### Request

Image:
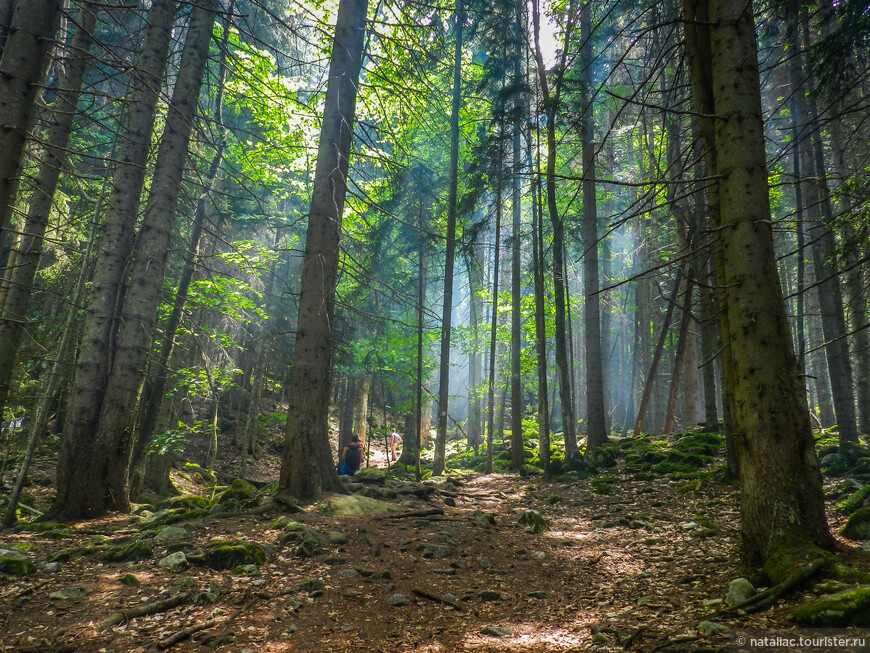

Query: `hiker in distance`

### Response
(340, 434, 364, 476)
(389, 428, 403, 462)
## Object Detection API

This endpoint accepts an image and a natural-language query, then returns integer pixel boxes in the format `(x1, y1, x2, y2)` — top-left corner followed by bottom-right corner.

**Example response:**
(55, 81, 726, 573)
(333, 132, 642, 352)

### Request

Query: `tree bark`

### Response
(685, 0, 833, 566)
(532, 164, 550, 474)
(466, 241, 484, 449)
(0, 0, 60, 236)
(0, 2, 98, 420)
(87, 0, 216, 511)
(792, 9, 858, 446)
(579, 0, 608, 450)
(664, 277, 695, 434)
(531, 0, 577, 460)
(510, 54, 523, 471)
(279, 0, 368, 500)
(485, 178, 503, 474)
(433, 0, 464, 476)
(51, 0, 177, 519)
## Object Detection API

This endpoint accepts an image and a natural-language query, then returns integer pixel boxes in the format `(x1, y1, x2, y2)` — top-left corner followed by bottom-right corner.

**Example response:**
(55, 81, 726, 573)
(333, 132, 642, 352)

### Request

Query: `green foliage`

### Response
(150, 421, 203, 456)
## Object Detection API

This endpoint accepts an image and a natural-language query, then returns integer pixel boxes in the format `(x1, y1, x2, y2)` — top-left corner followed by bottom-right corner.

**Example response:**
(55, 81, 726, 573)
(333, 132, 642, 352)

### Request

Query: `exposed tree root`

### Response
(412, 587, 465, 612)
(382, 508, 445, 519)
(713, 557, 827, 617)
(155, 618, 219, 649)
(99, 592, 190, 630)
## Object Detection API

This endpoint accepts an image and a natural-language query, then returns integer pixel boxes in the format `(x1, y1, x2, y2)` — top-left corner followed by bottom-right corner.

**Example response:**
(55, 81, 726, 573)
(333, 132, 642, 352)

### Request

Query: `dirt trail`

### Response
(0, 442, 850, 652)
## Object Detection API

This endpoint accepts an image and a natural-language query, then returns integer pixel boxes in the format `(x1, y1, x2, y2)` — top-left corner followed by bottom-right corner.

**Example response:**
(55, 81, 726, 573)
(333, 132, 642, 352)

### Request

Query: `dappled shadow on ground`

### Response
(2, 436, 863, 652)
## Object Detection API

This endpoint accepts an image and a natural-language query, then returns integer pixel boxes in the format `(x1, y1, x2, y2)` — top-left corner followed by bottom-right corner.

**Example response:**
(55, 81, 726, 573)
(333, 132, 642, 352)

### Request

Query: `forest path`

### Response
(0, 456, 844, 652)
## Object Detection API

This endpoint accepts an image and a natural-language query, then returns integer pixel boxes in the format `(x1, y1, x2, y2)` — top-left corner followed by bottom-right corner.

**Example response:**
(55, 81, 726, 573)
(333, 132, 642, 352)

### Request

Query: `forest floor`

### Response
(0, 428, 864, 653)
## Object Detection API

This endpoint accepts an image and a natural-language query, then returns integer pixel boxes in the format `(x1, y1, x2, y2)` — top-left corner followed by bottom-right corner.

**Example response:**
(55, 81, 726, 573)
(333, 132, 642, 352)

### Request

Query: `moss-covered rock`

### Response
(790, 586, 870, 626)
(0, 549, 36, 575)
(841, 507, 870, 541)
(837, 485, 870, 515)
(17, 521, 74, 537)
(159, 494, 211, 511)
(294, 529, 327, 558)
(361, 485, 397, 500)
(101, 540, 153, 563)
(118, 573, 140, 586)
(217, 479, 258, 506)
(353, 468, 389, 483)
(318, 494, 396, 516)
(269, 516, 304, 530)
(203, 539, 265, 570)
(138, 507, 206, 529)
(587, 442, 621, 468)
(517, 509, 550, 534)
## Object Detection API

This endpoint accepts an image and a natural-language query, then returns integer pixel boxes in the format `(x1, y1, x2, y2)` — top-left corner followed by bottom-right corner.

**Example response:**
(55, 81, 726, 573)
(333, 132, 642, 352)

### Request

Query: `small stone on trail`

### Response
(517, 509, 549, 534)
(388, 593, 410, 607)
(444, 497, 456, 507)
(284, 625, 298, 634)
(118, 573, 139, 586)
(49, 587, 93, 600)
(40, 562, 62, 573)
(154, 526, 188, 542)
(528, 591, 549, 599)
(158, 551, 189, 572)
(481, 626, 512, 637)
(328, 531, 348, 544)
(298, 577, 324, 592)
(703, 598, 724, 609)
(726, 578, 757, 605)
(478, 589, 508, 601)
(698, 621, 730, 636)
(338, 569, 359, 578)
(477, 557, 493, 569)
(470, 511, 497, 528)
(680, 522, 699, 531)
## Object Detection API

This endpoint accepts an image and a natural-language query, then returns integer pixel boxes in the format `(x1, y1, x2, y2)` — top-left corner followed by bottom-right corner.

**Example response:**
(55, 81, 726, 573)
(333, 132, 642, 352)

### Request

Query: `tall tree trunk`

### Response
(467, 242, 484, 449)
(279, 0, 368, 500)
(633, 266, 683, 436)
(829, 117, 870, 435)
(2, 166, 104, 526)
(532, 164, 550, 475)
(354, 372, 373, 444)
(0, 2, 98, 419)
(433, 0, 464, 476)
(129, 146, 224, 497)
(510, 56, 523, 471)
(0, 0, 59, 236)
(580, 0, 608, 450)
(699, 256, 719, 431)
(86, 0, 216, 512)
(485, 181, 503, 474)
(790, 9, 858, 447)
(664, 277, 695, 433)
(531, 0, 577, 460)
(338, 376, 355, 466)
(685, 0, 833, 570)
(807, 268, 837, 428)
(51, 0, 177, 519)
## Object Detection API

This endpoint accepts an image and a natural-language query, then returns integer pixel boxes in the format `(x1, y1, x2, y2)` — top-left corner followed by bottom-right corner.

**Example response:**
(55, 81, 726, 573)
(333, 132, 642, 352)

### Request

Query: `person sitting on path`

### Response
(340, 434, 364, 476)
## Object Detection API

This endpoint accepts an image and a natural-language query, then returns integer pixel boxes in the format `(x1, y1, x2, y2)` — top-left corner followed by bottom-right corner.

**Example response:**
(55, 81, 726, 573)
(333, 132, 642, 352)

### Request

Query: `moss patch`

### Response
(841, 507, 870, 541)
(203, 539, 265, 570)
(0, 549, 37, 575)
(790, 586, 870, 626)
(318, 494, 396, 516)
(101, 540, 153, 563)
(158, 494, 212, 511)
